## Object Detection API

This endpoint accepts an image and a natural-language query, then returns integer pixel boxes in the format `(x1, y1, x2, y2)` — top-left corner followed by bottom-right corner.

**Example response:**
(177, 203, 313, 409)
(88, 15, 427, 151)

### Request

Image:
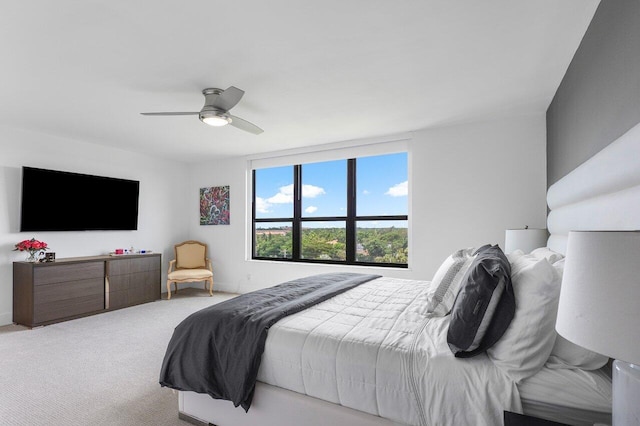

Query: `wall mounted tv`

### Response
(20, 167, 140, 232)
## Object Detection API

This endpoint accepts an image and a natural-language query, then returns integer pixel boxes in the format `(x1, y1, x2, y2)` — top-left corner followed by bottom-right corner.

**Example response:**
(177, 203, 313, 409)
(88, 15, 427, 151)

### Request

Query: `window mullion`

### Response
(251, 170, 257, 258)
(292, 165, 302, 260)
(346, 159, 356, 263)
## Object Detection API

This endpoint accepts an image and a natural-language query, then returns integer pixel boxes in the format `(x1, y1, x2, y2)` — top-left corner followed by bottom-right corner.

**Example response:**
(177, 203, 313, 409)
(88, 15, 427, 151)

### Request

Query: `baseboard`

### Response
(161, 282, 235, 294)
(212, 282, 237, 293)
(0, 311, 13, 326)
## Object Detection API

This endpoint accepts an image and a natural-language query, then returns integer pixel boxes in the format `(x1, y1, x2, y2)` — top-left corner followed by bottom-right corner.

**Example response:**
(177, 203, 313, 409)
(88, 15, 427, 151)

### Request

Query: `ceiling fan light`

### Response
(200, 113, 232, 127)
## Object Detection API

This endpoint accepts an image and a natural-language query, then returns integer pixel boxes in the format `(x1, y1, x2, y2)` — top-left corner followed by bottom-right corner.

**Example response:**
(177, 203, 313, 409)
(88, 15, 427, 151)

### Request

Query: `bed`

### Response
(166, 272, 610, 426)
(163, 121, 640, 426)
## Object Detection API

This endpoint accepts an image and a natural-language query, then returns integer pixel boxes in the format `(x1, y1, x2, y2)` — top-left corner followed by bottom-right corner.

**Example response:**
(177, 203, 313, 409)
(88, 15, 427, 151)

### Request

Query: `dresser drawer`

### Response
(107, 269, 160, 309)
(33, 262, 104, 286)
(33, 277, 105, 323)
(107, 255, 161, 276)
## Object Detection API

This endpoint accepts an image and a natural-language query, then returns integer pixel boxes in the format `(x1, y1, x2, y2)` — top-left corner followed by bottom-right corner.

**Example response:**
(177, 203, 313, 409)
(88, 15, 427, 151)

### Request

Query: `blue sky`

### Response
(255, 153, 407, 226)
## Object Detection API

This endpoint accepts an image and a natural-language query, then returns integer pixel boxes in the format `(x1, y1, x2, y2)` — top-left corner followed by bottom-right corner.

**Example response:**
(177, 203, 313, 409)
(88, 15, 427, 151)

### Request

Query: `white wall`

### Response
(0, 125, 191, 325)
(188, 115, 548, 294)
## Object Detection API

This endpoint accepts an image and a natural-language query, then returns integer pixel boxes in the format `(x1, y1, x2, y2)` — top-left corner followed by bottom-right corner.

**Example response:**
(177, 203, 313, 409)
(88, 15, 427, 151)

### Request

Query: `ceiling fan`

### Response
(140, 86, 263, 135)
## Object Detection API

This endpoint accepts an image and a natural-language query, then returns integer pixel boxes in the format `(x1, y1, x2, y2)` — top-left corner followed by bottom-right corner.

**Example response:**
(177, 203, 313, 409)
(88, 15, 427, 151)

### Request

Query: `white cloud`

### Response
(267, 184, 294, 204)
(302, 184, 325, 198)
(362, 189, 370, 195)
(267, 192, 293, 204)
(265, 183, 326, 205)
(255, 197, 271, 213)
(305, 206, 318, 214)
(385, 181, 408, 197)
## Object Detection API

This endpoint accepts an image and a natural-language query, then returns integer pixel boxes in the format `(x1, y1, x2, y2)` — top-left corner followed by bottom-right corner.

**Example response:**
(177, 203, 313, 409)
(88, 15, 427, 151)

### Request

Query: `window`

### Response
(252, 152, 408, 267)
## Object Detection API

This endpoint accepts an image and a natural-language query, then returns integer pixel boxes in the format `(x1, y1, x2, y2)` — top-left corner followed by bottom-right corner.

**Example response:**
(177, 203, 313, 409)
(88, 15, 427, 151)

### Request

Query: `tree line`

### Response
(255, 226, 408, 264)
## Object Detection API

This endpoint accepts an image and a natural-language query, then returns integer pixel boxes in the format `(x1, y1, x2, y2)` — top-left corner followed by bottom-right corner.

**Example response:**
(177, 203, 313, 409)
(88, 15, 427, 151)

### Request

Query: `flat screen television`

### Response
(20, 167, 139, 231)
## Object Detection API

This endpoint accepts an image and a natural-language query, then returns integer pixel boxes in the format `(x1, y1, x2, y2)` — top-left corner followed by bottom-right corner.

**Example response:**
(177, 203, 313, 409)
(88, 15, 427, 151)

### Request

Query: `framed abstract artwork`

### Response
(200, 186, 230, 225)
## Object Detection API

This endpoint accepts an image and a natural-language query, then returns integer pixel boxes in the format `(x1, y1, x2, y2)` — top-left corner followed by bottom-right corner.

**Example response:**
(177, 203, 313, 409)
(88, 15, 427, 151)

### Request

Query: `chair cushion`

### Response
(168, 269, 213, 281)
(176, 243, 207, 269)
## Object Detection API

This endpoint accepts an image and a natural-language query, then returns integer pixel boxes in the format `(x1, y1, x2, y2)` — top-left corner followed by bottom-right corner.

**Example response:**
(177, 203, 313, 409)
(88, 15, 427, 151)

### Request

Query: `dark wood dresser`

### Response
(13, 253, 161, 327)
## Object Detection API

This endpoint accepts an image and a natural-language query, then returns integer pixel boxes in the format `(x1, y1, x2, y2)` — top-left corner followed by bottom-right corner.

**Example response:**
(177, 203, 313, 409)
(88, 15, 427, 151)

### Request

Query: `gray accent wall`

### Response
(546, 0, 640, 186)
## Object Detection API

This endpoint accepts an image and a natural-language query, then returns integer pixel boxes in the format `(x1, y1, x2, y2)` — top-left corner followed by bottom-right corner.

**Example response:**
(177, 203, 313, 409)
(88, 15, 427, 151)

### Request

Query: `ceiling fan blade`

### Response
(211, 86, 245, 111)
(229, 115, 263, 135)
(140, 112, 199, 116)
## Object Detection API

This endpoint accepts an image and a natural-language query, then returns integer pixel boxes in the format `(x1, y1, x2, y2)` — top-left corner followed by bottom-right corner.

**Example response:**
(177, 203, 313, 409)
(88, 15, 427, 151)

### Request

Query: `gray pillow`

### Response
(447, 244, 515, 358)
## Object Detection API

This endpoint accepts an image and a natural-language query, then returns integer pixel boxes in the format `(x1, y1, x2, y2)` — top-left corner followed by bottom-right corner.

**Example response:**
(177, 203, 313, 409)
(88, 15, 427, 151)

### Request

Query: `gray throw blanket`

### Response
(159, 272, 381, 411)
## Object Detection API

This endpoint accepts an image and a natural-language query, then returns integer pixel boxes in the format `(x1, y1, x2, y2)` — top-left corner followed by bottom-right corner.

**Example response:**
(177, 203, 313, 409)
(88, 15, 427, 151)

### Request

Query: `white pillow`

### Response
(552, 257, 565, 273)
(546, 335, 609, 370)
(427, 247, 476, 316)
(487, 252, 561, 382)
(530, 247, 564, 264)
(546, 258, 609, 370)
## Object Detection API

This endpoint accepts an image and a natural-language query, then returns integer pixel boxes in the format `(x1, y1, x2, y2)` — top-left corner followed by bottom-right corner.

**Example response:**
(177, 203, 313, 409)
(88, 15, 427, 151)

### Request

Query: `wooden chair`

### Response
(166, 240, 213, 300)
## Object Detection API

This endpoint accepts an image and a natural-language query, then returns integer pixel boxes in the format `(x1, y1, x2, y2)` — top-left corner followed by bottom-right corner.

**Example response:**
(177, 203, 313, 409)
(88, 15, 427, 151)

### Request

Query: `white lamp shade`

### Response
(504, 228, 548, 254)
(556, 231, 640, 365)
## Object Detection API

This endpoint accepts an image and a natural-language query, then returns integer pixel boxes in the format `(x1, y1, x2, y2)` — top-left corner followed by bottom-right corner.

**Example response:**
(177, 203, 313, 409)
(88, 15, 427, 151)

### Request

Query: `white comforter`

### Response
(258, 276, 521, 426)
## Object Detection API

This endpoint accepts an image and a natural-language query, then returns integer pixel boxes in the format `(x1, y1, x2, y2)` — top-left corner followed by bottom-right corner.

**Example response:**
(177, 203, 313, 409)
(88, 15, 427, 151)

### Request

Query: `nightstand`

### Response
(504, 411, 571, 426)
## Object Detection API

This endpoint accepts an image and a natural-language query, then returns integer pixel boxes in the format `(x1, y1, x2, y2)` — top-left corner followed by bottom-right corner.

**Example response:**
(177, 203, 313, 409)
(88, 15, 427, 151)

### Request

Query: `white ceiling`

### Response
(0, 1, 600, 164)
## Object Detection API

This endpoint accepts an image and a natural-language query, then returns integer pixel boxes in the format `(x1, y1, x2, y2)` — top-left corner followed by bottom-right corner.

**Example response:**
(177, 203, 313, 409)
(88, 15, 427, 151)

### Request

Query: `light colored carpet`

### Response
(0, 288, 237, 426)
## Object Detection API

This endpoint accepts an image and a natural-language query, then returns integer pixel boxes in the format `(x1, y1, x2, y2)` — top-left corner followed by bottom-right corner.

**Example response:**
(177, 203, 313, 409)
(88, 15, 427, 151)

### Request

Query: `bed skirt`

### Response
(178, 383, 402, 426)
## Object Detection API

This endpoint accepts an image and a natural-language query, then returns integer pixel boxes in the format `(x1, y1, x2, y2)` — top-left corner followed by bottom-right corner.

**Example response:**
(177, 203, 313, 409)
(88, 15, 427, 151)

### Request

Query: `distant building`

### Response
(255, 227, 291, 236)
(356, 243, 368, 255)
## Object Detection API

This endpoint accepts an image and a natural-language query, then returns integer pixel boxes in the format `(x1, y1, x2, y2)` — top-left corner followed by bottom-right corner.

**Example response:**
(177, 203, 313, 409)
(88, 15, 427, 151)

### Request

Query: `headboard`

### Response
(547, 121, 640, 255)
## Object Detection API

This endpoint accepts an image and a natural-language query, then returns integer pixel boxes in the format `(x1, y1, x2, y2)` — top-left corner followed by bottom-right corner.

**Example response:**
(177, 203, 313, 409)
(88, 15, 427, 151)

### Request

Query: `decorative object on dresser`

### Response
(504, 227, 548, 254)
(556, 231, 640, 426)
(166, 240, 213, 300)
(13, 238, 49, 262)
(13, 253, 161, 327)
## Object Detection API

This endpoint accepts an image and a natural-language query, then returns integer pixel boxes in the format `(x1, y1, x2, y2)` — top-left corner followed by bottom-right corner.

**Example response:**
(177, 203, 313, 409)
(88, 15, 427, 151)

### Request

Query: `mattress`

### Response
(257, 276, 521, 426)
(518, 366, 612, 425)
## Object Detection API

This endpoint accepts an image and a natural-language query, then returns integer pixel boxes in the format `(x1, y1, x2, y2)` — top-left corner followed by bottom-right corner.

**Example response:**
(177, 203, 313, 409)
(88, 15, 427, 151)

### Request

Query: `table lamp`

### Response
(504, 227, 548, 254)
(556, 231, 640, 426)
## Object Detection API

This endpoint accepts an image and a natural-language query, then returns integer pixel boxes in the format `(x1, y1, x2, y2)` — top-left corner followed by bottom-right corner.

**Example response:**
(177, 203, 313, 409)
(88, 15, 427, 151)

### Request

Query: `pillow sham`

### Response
(552, 257, 565, 273)
(530, 247, 564, 264)
(427, 247, 476, 316)
(546, 258, 609, 370)
(487, 251, 561, 382)
(546, 335, 609, 370)
(447, 244, 515, 358)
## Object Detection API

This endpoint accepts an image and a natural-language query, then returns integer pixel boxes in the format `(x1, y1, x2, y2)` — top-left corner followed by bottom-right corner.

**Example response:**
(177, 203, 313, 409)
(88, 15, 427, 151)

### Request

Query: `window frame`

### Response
(252, 156, 408, 268)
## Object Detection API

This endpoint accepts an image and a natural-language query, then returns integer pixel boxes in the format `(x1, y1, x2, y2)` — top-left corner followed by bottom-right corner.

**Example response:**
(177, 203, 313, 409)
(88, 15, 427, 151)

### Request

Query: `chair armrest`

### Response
(167, 259, 176, 274)
(206, 258, 213, 271)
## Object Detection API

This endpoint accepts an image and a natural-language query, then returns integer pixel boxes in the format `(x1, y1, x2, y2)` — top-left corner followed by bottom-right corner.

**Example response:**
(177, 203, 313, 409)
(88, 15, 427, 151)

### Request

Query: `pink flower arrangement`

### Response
(14, 238, 49, 259)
